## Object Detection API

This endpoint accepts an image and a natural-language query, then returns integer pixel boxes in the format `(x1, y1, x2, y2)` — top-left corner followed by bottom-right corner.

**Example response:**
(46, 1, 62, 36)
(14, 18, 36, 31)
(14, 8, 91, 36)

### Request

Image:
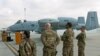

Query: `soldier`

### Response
(19, 31, 36, 56)
(76, 26, 86, 56)
(2, 31, 8, 42)
(41, 23, 60, 56)
(61, 22, 74, 56)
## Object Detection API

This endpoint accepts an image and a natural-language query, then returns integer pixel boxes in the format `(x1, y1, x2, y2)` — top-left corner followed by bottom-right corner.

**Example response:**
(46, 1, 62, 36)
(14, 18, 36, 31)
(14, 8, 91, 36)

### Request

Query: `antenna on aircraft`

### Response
(24, 8, 26, 20)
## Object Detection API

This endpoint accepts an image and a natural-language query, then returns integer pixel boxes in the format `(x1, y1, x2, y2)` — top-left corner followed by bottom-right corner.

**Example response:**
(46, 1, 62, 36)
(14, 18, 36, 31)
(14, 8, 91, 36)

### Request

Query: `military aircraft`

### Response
(7, 17, 99, 33)
(7, 17, 84, 33)
(7, 11, 100, 33)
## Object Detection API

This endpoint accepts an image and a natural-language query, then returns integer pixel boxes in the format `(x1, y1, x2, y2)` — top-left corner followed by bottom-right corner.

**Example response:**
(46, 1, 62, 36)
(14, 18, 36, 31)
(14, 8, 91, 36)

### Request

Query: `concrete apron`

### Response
(4, 42, 18, 56)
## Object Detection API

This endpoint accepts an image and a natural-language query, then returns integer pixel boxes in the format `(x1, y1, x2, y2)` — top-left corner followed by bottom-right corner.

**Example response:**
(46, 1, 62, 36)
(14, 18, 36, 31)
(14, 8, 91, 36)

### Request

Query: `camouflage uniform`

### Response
(2, 31, 8, 42)
(76, 32, 86, 56)
(19, 39, 36, 56)
(41, 30, 60, 56)
(61, 28, 74, 56)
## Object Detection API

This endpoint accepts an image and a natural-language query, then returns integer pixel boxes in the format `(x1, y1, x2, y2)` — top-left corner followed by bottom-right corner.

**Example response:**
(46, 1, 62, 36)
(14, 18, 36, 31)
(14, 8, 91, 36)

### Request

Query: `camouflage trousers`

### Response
(43, 47, 57, 56)
(78, 45, 85, 56)
(63, 46, 73, 56)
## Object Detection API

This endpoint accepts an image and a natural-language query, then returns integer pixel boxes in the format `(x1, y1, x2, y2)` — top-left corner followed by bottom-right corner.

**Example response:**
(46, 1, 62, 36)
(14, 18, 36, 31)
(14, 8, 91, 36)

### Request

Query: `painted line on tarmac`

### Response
(4, 42, 19, 56)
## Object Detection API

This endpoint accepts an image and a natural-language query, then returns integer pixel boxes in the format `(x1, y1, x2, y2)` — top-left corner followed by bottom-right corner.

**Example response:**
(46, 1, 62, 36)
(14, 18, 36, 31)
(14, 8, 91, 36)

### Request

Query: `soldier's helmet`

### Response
(80, 26, 86, 29)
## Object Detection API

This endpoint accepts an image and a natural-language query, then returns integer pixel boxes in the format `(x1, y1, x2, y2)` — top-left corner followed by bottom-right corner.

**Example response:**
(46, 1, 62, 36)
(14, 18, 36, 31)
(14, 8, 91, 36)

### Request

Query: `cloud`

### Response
(0, 8, 13, 16)
(0, 0, 100, 29)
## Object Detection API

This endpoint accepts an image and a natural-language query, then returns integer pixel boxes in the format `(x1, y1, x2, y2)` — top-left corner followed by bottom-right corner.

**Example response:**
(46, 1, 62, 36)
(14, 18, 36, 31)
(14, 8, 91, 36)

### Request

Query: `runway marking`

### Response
(4, 42, 19, 56)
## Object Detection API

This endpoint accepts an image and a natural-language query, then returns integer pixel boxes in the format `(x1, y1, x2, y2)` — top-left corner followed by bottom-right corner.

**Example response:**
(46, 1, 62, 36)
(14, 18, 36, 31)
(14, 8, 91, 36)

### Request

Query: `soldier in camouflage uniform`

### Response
(61, 22, 74, 56)
(2, 31, 8, 42)
(76, 26, 86, 56)
(19, 31, 36, 56)
(41, 23, 60, 56)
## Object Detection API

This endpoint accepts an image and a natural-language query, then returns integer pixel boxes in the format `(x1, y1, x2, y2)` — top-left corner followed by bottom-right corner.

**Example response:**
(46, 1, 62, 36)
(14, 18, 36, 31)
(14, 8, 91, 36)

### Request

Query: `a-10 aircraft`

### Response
(7, 16, 99, 33)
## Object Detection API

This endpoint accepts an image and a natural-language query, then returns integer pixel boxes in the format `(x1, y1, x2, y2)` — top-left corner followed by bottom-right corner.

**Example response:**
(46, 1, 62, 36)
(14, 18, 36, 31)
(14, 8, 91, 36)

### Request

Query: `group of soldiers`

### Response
(13, 22, 86, 56)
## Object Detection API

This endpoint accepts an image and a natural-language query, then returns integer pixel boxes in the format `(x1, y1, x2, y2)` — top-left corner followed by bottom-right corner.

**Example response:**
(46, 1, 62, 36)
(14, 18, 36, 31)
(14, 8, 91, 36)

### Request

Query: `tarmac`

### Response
(0, 40, 15, 56)
(0, 29, 100, 56)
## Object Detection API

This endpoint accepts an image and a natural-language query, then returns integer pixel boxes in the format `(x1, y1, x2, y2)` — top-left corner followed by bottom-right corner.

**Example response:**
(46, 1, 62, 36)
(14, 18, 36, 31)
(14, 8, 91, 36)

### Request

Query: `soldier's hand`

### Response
(45, 44, 55, 48)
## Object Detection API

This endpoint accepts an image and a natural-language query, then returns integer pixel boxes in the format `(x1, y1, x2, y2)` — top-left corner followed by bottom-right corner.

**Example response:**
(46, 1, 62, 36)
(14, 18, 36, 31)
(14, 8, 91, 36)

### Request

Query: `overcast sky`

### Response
(0, 0, 100, 29)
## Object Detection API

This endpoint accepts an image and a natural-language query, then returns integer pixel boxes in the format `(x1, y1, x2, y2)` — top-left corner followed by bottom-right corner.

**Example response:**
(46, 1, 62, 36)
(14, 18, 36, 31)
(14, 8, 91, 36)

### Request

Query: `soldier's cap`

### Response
(80, 26, 86, 29)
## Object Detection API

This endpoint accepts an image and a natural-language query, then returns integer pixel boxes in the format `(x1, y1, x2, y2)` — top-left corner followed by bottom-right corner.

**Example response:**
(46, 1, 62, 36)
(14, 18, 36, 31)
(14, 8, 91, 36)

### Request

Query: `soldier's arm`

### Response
(61, 31, 66, 41)
(19, 43, 26, 56)
(55, 32, 60, 45)
(81, 33, 86, 44)
(30, 40, 36, 56)
(72, 31, 74, 37)
(76, 33, 81, 40)
(84, 33, 86, 40)
(41, 32, 48, 46)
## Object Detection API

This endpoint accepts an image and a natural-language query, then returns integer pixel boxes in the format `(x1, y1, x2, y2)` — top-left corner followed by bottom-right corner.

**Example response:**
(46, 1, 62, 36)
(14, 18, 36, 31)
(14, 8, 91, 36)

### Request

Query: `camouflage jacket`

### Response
(76, 32, 86, 46)
(61, 28, 74, 46)
(19, 39, 36, 56)
(41, 30, 60, 48)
